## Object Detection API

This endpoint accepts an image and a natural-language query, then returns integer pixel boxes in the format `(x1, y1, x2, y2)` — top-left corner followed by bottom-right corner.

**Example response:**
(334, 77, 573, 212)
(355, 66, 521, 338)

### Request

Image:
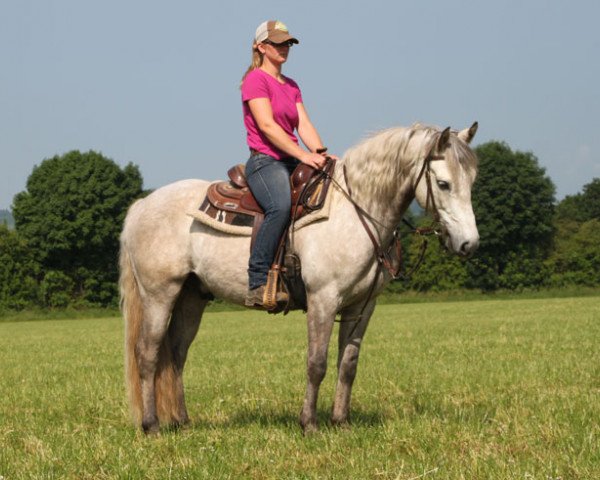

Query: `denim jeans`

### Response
(245, 153, 299, 289)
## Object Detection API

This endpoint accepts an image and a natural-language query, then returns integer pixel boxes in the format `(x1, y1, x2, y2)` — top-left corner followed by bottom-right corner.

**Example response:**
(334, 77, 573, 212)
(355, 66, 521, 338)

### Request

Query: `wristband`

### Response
(316, 147, 328, 154)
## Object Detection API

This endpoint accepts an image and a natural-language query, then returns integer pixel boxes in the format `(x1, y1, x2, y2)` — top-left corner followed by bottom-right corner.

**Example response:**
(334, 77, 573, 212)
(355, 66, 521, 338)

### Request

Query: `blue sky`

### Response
(1, 0, 599, 209)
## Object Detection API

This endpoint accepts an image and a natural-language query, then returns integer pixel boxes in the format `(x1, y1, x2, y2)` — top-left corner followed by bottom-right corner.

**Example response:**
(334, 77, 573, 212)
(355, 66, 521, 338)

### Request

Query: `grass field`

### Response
(0, 297, 598, 479)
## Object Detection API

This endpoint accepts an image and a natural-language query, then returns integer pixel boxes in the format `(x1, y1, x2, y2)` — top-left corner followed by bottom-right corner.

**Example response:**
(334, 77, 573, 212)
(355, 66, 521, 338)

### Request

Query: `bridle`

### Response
(412, 147, 445, 227)
(341, 139, 445, 279)
(334, 139, 446, 327)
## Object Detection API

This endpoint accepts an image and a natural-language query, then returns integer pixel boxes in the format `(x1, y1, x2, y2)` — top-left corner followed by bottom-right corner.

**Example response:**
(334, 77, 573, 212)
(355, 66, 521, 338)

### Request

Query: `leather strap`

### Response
(338, 139, 445, 332)
(343, 165, 402, 279)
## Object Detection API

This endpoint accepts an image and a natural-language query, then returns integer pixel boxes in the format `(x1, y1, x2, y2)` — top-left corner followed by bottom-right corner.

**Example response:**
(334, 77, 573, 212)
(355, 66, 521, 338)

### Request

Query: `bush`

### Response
(40, 271, 75, 308)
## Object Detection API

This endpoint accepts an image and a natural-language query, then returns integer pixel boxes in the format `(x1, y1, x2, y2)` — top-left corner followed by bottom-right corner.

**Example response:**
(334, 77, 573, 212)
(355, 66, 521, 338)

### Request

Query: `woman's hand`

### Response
(300, 151, 328, 169)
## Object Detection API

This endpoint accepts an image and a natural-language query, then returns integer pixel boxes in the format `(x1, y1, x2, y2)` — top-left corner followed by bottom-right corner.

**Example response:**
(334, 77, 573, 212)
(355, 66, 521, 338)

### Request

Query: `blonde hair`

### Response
(240, 42, 263, 87)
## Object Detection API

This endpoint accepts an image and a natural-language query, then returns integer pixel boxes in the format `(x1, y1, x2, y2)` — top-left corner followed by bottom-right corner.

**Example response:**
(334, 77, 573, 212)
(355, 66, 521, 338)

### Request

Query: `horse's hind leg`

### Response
(331, 300, 376, 426)
(136, 298, 176, 434)
(299, 297, 337, 434)
(166, 275, 207, 426)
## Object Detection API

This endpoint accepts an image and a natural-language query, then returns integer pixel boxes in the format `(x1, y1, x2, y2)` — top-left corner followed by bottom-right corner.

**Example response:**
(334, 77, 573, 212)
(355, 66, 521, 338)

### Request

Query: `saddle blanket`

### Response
(187, 182, 335, 236)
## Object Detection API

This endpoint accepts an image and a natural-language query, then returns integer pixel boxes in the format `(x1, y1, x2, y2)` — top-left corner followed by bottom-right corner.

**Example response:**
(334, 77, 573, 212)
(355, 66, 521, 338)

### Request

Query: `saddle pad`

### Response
(187, 181, 336, 236)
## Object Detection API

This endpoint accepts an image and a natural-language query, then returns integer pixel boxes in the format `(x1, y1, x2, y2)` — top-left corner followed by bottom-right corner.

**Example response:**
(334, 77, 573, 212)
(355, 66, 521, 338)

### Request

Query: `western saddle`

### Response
(198, 159, 336, 312)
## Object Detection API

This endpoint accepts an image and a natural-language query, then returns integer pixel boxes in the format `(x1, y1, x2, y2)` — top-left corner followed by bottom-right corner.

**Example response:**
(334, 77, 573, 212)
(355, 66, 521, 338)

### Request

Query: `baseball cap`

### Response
(254, 20, 299, 45)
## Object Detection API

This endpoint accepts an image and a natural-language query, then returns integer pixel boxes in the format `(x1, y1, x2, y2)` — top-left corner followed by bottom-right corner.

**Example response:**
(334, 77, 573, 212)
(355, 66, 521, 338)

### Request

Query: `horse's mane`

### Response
(343, 123, 478, 202)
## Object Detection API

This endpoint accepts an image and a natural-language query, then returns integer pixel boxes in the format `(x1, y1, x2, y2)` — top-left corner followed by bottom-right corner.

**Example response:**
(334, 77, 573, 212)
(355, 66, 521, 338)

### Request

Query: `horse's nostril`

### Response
(460, 241, 470, 254)
(460, 238, 479, 255)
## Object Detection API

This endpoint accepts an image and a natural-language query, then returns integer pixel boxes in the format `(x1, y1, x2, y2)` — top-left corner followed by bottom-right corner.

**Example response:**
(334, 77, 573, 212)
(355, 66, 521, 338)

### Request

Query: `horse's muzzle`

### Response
(441, 227, 479, 257)
(458, 237, 479, 257)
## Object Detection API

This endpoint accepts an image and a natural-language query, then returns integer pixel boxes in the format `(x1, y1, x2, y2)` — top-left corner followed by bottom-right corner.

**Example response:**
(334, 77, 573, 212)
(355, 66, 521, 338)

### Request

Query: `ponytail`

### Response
(240, 42, 263, 87)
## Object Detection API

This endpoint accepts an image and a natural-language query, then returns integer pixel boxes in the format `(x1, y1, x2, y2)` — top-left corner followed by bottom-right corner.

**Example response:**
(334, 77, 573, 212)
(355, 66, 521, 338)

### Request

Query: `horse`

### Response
(119, 122, 480, 434)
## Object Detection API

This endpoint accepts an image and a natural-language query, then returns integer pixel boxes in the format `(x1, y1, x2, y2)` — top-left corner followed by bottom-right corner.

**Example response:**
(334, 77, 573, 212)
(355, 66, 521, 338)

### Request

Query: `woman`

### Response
(241, 20, 336, 308)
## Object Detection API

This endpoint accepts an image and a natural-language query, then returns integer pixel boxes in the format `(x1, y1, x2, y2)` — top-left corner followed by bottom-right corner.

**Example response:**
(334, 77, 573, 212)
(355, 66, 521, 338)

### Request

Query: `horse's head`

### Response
(413, 122, 479, 256)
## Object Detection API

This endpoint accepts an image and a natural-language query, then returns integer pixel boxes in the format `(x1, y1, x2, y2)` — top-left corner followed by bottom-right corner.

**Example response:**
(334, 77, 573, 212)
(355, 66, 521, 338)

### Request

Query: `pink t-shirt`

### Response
(241, 68, 303, 160)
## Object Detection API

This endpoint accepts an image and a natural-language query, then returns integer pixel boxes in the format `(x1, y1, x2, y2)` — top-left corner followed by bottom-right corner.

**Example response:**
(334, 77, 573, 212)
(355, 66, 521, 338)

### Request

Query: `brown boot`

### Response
(244, 285, 289, 309)
(245, 285, 266, 308)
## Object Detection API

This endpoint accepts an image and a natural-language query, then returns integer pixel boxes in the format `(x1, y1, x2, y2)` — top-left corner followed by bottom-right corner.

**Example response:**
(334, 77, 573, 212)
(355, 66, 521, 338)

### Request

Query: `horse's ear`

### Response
(438, 127, 451, 151)
(457, 121, 478, 144)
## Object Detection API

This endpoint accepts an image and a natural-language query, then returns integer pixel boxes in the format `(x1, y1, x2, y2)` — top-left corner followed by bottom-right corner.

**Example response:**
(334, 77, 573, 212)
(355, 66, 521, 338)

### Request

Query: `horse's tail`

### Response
(119, 240, 144, 425)
(120, 223, 182, 428)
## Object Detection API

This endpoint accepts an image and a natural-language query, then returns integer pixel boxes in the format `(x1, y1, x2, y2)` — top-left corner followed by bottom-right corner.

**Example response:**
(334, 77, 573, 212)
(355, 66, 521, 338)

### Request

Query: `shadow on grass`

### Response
(187, 405, 386, 431)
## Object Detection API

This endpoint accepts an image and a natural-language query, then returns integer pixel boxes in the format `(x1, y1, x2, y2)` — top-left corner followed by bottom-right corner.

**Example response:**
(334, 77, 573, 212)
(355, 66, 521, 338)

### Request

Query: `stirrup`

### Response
(264, 266, 289, 310)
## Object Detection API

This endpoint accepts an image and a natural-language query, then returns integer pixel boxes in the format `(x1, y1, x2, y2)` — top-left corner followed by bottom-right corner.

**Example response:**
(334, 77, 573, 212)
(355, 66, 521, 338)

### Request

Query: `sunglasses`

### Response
(263, 40, 295, 48)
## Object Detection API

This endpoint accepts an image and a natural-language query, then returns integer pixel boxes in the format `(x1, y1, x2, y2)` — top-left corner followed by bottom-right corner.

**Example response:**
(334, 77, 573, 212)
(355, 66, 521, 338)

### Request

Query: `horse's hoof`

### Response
(179, 418, 192, 430)
(168, 418, 191, 431)
(301, 422, 319, 436)
(299, 411, 318, 435)
(330, 417, 351, 430)
(142, 421, 160, 435)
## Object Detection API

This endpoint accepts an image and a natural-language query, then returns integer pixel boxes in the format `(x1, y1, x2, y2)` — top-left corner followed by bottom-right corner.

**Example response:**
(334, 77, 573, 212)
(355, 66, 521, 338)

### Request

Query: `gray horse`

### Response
(119, 122, 479, 434)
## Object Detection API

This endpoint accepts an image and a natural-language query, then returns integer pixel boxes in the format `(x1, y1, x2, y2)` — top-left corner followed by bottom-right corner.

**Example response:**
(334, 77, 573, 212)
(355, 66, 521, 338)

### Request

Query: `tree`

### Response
(546, 219, 600, 287)
(404, 233, 470, 292)
(12, 151, 144, 306)
(580, 179, 600, 220)
(556, 178, 600, 222)
(0, 225, 40, 310)
(466, 142, 556, 290)
(549, 178, 600, 287)
(0, 209, 14, 229)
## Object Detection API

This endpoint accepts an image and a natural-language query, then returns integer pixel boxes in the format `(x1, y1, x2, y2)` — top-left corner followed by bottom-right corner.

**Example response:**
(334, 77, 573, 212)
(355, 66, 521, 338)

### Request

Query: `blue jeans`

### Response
(245, 153, 299, 289)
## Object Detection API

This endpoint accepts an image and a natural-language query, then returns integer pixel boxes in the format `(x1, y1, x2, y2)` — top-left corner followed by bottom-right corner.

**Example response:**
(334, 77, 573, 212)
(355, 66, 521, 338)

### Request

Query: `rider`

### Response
(241, 20, 336, 307)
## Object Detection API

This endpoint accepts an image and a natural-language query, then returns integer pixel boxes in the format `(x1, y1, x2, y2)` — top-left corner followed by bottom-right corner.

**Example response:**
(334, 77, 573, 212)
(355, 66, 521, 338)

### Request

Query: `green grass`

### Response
(3, 286, 600, 323)
(1, 297, 598, 479)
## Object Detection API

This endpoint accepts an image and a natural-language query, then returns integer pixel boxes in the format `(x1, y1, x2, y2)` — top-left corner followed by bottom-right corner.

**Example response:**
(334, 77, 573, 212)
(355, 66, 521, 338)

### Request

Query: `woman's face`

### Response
(259, 41, 291, 65)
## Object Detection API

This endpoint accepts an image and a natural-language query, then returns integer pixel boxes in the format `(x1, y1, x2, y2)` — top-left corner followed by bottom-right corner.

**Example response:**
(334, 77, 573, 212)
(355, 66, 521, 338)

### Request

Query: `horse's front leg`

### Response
(331, 299, 376, 426)
(299, 296, 337, 434)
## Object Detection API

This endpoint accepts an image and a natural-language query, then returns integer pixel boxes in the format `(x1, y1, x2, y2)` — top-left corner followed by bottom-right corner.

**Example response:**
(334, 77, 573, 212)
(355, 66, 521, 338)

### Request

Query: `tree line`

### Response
(1, 144, 599, 311)
(0, 210, 14, 228)
(396, 142, 600, 293)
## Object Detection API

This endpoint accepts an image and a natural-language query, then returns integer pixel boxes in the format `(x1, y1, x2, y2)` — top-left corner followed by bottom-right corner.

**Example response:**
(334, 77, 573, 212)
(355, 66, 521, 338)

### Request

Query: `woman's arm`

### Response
(297, 103, 339, 161)
(248, 98, 326, 169)
(296, 103, 325, 153)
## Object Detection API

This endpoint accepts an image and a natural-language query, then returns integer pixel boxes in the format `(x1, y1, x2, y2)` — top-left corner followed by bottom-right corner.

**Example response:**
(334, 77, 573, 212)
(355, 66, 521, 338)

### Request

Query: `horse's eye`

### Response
(437, 180, 451, 191)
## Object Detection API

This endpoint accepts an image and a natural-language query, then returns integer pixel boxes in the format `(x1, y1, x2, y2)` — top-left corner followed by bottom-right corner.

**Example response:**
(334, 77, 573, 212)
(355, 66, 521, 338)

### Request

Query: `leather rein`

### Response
(328, 143, 445, 325)
(341, 145, 445, 280)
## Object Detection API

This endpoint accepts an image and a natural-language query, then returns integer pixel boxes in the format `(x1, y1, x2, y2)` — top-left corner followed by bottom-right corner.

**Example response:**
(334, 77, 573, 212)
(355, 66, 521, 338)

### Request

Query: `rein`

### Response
(340, 145, 445, 279)
(331, 143, 445, 327)
(342, 164, 403, 278)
